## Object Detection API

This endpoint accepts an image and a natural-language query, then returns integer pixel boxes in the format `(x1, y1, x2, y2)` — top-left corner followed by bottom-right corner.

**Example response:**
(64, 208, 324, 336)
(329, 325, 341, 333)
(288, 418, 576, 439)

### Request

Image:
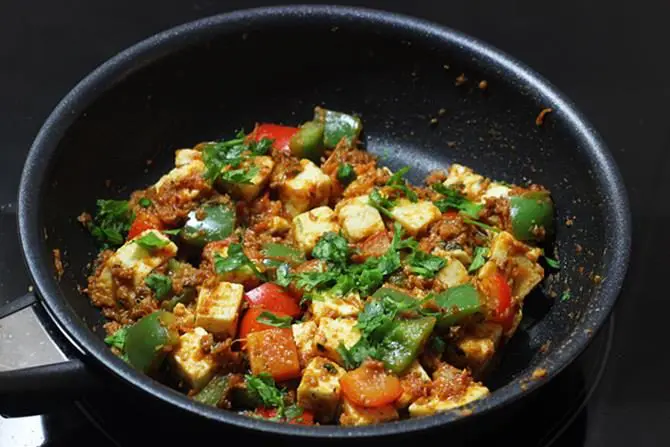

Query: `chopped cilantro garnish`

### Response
(214, 243, 265, 280)
(201, 133, 273, 184)
(138, 198, 152, 208)
(134, 232, 170, 250)
(406, 249, 446, 278)
(386, 166, 418, 202)
(369, 188, 396, 218)
(245, 373, 285, 409)
(104, 327, 127, 350)
(432, 183, 482, 218)
(145, 273, 172, 300)
(274, 263, 292, 287)
(468, 246, 489, 273)
(544, 255, 560, 269)
(88, 199, 134, 248)
(337, 163, 356, 184)
(561, 290, 571, 301)
(462, 217, 500, 233)
(256, 311, 292, 328)
(312, 232, 350, 268)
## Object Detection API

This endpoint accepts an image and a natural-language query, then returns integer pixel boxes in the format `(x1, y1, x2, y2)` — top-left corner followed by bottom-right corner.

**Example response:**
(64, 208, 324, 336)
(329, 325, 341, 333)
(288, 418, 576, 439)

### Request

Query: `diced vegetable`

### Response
(246, 328, 302, 381)
(480, 270, 514, 329)
(314, 107, 362, 148)
(289, 120, 325, 162)
(261, 243, 305, 266)
(244, 283, 301, 318)
(509, 191, 554, 241)
(239, 308, 293, 340)
(193, 375, 231, 407)
(124, 311, 179, 374)
(340, 361, 402, 408)
(254, 407, 315, 425)
(180, 203, 235, 248)
(378, 317, 436, 375)
(433, 284, 482, 328)
(250, 124, 299, 154)
(161, 286, 196, 311)
(128, 212, 163, 240)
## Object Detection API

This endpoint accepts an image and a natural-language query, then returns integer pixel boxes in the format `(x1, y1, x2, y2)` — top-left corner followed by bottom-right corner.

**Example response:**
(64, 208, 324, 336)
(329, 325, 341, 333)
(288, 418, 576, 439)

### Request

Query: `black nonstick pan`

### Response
(0, 5, 630, 440)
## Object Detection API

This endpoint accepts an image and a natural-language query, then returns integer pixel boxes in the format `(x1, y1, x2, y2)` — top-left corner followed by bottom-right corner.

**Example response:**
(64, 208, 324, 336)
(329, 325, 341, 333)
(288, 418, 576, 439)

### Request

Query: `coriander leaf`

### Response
(162, 229, 181, 236)
(138, 197, 152, 208)
(214, 243, 265, 280)
(337, 163, 356, 184)
(406, 250, 446, 278)
(135, 231, 170, 250)
(561, 290, 571, 301)
(293, 270, 339, 292)
(145, 273, 172, 300)
(386, 166, 418, 202)
(88, 199, 134, 248)
(432, 184, 482, 218)
(245, 373, 285, 409)
(202, 138, 245, 182)
(312, 232, 350, 268)
(468, 246, 489, 273)
(219, 166, 259, 184)
(462, 217, 500, 233)
(544, 255, 560, 269)
(104, 327, 127, 350)
(256, 311, 292, 328)
(337, 339, 380, 370)
(248, 137, 273, 156)
(283, 405, 304, 421)
(274, 263, 292, 287)
(369, 188, 396, 218)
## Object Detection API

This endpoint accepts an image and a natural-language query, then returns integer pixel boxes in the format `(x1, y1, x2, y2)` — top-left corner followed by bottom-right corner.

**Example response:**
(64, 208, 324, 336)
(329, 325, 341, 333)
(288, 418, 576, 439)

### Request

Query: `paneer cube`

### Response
(315, 318, 361, 366)
(395, 360, 431, 409)
(89, 229, 177, 306)
(310, 292, 364, 320)
(292, 321, 318, 367)
(279, 159, 333, 216)
(436, 257, 469, 289)
(195, 279, 245, 337)
(336, 196, 385, 242)
(154, 158, 208, 200)
(481, 182, 511, 201)
(390, 199, 441, 236)
(292, 206, 340, 253)
(221, 155, 274, 201)
(408, 364, 490, 417)
(447, 323, 503, 377)
(175, 148, 202, 167)
(444, 164, 489, 201)
(170, 327, 217, 391)
(267, 216, 291, 235)
(297, 357, 346, 422)
(246, 328, 301, 381)
(339, 398, 399, 426)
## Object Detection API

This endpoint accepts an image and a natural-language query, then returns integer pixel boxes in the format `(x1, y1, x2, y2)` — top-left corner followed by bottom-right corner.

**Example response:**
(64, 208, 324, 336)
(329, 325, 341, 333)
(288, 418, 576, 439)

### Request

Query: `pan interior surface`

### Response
(19, 6, 629, 437)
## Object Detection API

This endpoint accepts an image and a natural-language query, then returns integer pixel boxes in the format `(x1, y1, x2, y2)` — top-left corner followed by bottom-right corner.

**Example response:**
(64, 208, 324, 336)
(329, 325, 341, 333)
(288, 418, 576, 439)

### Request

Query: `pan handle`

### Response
(0, 292, 100, 417)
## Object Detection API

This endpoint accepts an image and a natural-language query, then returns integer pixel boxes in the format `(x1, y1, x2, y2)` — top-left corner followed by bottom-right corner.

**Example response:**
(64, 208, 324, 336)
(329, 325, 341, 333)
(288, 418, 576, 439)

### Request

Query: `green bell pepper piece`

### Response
(194, 375, 231, 407)
(289, 120, 325, 162)
(124, 311, 179, 374)
(314, 107, 363, 148)
(372, 287, 416, 305)
(379, 317, 436, 374)
(180, 203, 235, 248)
(434, 284, 482, 328)
(261, 243, 305, 266)
(161, 286, 197, 311)
(509, 191, 554, 242)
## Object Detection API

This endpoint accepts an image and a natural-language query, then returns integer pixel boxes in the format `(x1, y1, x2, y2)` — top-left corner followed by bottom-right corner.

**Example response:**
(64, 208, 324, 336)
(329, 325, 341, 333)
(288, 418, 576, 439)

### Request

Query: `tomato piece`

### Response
(255, 408, 315, 425)
(245, 283, 301, 318)
(340, 361, 402, 408)
(250, 124, 299, 154)
(128, 213, 163, 239)
(238, 308, 292, 340)
(247, 328, 301, 381)
(481, 270, 514, 330)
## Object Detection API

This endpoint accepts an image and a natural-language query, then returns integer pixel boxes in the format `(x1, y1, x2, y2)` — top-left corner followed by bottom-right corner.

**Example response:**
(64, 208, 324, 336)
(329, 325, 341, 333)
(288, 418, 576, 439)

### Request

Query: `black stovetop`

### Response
(0, 1, 667, 446)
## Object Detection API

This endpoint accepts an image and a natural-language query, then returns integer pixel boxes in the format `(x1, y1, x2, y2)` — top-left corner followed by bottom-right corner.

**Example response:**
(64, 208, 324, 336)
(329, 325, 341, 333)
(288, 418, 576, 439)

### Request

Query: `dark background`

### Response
(1, 0, 667, 444)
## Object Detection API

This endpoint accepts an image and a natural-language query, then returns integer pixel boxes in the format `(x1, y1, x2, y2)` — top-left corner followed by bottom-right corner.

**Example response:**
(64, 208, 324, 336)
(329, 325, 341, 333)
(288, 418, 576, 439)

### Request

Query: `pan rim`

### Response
(17, 4, 631, 438)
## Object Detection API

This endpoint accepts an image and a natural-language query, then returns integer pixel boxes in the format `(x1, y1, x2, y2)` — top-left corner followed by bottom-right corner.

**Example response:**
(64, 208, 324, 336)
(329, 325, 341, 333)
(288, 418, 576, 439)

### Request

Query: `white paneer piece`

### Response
(170, 327, 217, 391)
(222, 156, 274, 201)
(448, 322, 503, 376)
(175, 148, 202, 167)
(315, 318, 361, 366)
(481, 231, 544, 301)
(297, 357, 346, 422)
(90, 229, 177, 306)
(436, 257, 470, 289)
(154, 158, 207, 200)
(267, 216, 291, 235)
(339, 398, 399, 426)
(444, 164, 489, 201)
(292, 321, 318, 367)
(390, 199, 441, 236)
(336, 195, 385, 242)
(292, 206, 340, 253)
(408, 364, 490, 417)
(279, 159, 333, 216)
(310, 292, 364, 320)
(194, 280, 244, 337)
(395, 360, 431, 409)
(481, 182, 511, 201)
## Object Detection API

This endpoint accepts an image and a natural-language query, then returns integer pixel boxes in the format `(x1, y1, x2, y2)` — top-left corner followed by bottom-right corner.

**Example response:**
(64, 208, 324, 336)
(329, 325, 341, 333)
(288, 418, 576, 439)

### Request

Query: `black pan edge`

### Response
(17, 5, 631, 438)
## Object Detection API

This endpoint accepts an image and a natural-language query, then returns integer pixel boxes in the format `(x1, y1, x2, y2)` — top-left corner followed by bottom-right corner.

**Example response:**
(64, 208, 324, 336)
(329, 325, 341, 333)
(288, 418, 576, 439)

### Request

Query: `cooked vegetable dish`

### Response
(82, 107, 554, 426)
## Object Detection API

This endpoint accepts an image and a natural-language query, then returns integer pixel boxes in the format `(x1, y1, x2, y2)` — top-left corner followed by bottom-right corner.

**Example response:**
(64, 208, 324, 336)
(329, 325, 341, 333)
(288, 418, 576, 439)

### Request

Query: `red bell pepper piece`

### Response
(254, 407, 315, 425)
(481, 271, 514, 330)
(250, 124, 299, 154)
(128, 213, 163, 239)
(238, 307, 292, 340)
(244, 283, 301, 318)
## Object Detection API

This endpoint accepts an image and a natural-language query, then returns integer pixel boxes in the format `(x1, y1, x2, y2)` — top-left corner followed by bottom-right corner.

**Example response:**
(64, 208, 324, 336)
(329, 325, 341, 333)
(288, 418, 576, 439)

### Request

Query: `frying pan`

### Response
(0, 5, 630, 440)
